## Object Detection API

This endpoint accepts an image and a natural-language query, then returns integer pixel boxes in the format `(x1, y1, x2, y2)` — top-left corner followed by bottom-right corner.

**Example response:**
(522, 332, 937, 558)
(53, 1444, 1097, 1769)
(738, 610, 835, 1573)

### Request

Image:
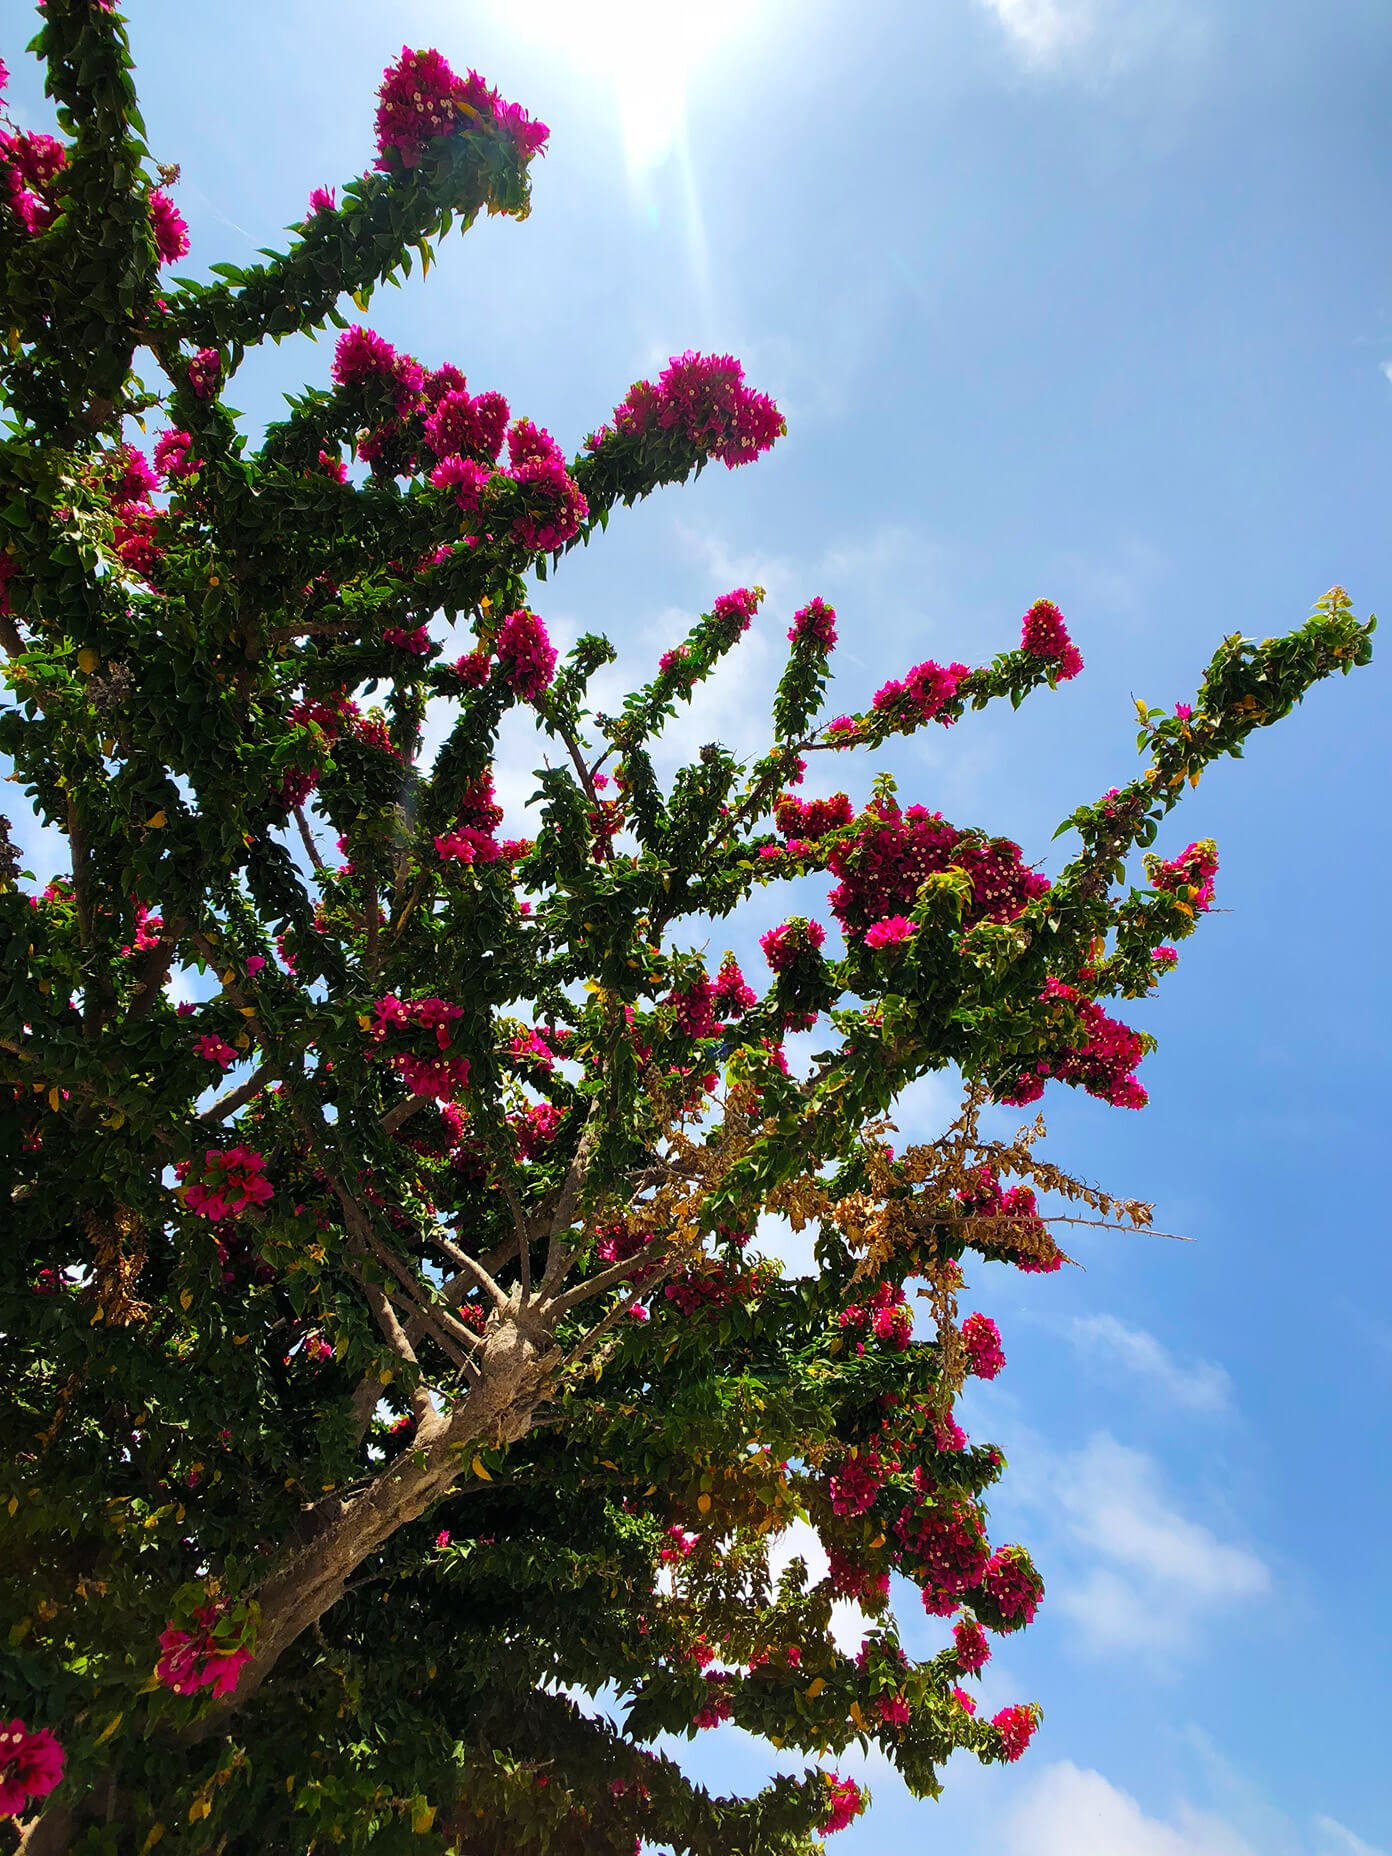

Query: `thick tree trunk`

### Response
(28, 1318, 558, 1849)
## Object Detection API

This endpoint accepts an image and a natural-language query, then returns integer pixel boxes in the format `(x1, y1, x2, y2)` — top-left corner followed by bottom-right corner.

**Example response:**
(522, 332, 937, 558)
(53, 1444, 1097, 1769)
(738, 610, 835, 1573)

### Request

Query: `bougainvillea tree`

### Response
(0, 8, 1374, 1854)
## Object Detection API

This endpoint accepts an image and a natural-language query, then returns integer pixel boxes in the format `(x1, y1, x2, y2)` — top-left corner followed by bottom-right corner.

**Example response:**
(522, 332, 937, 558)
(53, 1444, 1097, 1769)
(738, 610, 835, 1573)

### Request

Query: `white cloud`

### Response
(1052, 1435, 1269, 1658)
(1314, 1821, 1389, 1856)
(1005, 1763, 1260, 1856)
(974, 0, 1210, 80)
(1380, 360, 1392, 387)
(1069, 1314, 1231, 1413)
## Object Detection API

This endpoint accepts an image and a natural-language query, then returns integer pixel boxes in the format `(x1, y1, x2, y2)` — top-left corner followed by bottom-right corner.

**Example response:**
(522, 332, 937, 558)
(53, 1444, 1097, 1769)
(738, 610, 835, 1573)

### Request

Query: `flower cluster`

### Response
(149, 188, 190, 265)
(828, 1448, 886, 1518)
(369, 995, 471, 1100)
(864, 914, 917, 950)
(1020, 598, 1082, 680)
(760, 917, 825, 974)
(961, 1311, 1006, 1379)
(839, 1281, 912, 1352)
(894, 1481, 991, 1613)
(952, 1616, 991, 1673)
(374, 46, 548, 172)
(991, 1704, 1038, 1762)
(826, 797, 1050, 941)
(0, 126, 66, 237)
(1148, 838, 1218, 914)
(153, 428, 200, 483)
(1003, 977, 1147, 1110)
(0, 1719, 64, 1818)
(871, 657, 969, 730)
(155, 1601, 252, 1700)
(789, 596, 837, 648)
(819, 1775, 865, 1837)
(187, 348, 220, 400)
(981, 1545, 1044, 1627)
(194, 1033, 239, 1072)
(496, 606, 557, 699)
(176, 1147, 274, 1222)
(601, 350, 785, 469)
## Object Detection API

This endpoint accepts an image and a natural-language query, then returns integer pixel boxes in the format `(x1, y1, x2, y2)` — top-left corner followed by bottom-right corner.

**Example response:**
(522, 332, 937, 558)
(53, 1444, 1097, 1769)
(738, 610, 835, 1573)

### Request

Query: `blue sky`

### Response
(6, 1, 1391, 1850)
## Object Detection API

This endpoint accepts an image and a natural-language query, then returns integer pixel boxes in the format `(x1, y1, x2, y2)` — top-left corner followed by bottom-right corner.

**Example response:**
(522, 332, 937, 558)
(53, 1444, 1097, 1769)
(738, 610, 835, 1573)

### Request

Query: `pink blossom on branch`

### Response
(0, 1719, 65, 1817)
(148, 189, 189, 265)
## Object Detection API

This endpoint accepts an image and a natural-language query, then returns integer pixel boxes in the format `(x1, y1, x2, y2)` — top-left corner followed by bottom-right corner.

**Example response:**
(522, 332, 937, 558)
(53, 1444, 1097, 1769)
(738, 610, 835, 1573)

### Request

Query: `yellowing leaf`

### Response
(188, 1795, 211, 1823)
(145, 810, 167, 829)
(96, 1712, 124, 1744)
(6, 1497, 18, 1518)
(696, 1492, 712, 1514)
(849, 1701, 867, 1730)
(411, 1801, 437, 1834)
(179, 1289, 193, 1311)
(139, 1826, 166, 1853)
(77, 648, 99, 673)
(805, 1677, 826, 1699)
(471, 1455, 492, 1481)
(47, 1086, 61, 1112)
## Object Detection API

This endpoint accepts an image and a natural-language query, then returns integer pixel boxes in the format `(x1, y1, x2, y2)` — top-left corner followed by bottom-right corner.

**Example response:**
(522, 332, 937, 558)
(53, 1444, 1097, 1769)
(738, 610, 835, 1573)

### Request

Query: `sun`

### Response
(500, 0, 753, 174)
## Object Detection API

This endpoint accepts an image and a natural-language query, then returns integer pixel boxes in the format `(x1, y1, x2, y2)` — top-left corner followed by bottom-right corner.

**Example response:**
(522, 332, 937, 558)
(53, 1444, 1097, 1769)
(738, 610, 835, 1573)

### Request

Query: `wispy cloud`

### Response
(974, 0, 1211, 81)
(1069, 1313, 1232, 1413)
(1005, 1762, 1261, 1856)
(1314, 1820, 1389, 1856)
(1380, 360, 1392, 387)
(1053, 1434, 1269, 1658)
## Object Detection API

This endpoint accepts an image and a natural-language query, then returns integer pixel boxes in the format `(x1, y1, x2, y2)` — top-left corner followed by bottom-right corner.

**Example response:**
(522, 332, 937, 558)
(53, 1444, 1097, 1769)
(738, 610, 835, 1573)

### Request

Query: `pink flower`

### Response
(819, 1775, 865, 1836)
(383, 624, 432, 655)
(374, 48, 548, 173)
(496, 607, 556, 701)
(608, 350, 785, 470)
(244, 956, 266, 977)
(991, 1703, 1037, 1762)
(1020, 599, 1082, 680)
(712, 586, 760, 632)
(194, 1033, 238, 1072)
(1174, 702, 1193, 720)
(863, 915, 916, 950)
(424, 389, 510, 462)
(0, 1719, 64, 1817)
(981, 1545, 1044, 1626)
(308, 185, 336, 215)
(789, 596, 837, 649)
(951, 1685, 977, 1715)
(961, 1311, 1005, 1380)
(331, 326, 424, 417)
(153, 429, 199, 482)
(431, 453, 493, 513)
(187, 348, 220, 400)
(760, 918, 825, 974)
(952, 1617, 991, 1673)
(149, 189, 189, 265)
(435, 1529, 451, 1549)
(155, 1602, 252, 1700)
(176, 1146, 274, 1222)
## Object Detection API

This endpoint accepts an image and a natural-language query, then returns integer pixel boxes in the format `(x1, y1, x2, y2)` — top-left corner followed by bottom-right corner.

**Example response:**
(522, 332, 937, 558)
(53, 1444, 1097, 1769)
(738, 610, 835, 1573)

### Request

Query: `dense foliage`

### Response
(0, 7, 1374, 1853)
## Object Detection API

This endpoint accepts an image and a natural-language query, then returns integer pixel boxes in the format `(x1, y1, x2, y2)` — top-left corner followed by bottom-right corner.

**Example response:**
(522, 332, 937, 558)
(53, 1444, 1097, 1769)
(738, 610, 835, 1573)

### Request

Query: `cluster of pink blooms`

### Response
(671, 976, 719, 1039)
(961, 1311, 1006, 1380)
(955, 1165, 1062, 1273)
(512, 1099, 566, 1160)
(332, 325, 425, 418)
(712, 586, 760, 633)
(194, 1032, 238, 1072)
(423, 386, 510, 463)
(153, 428, 200, 483)
(369, 995, 470, 1100)
(373, 46, 548, 172)
(759, 917, 825, 974)
(871, 657, 969, 730)
(893, 1481, 990, 1613)
(659, 1525, 700, 1564)
(1003, 976, 1147, 1110)
(187, 348, 220, 400)
(1020, 598, 1082, 680)
(148, 187, 189, 265)
(599, 350, 785, 470)
(176, 1147, 274, 1222)
(826, 798, 1051, 941)
(863, 914, 917, 951)
(828, 1448, 886, 1518)
(495, 606, 557, 699)
(789, 595, 837, 649)
(991, 1704, 1038, 1762)
(435, 824, 502, 865)
(712, 953, 758, 1015)
(774, 790, 854, 840)
(952, 1616, 991, 1673)
(981, 1545, 1044, 1626)
(505, 419, 590, 553)
(155, 1601, 252, 1700)
(0, 124, 65, 236)
(663, 1259, 765, 1318)
(839, 1280, 912, 1352)
(0, 1719, 64, 1817)
(818, 1775, 865, 1837)
(383, 624, 431, 654)
(692, 1674, 734, 1729)
(1150, 839, 1218, 913)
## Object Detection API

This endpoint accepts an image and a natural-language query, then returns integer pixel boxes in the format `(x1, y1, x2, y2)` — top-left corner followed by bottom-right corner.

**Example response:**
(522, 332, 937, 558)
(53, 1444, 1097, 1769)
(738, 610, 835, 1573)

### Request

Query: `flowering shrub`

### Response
(0, 11, 1372, 1856)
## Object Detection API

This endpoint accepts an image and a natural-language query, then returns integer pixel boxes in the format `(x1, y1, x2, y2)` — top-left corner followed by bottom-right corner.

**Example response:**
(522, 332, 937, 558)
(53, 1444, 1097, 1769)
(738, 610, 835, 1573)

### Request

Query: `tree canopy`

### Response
(0, 7, 1374, 1854)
